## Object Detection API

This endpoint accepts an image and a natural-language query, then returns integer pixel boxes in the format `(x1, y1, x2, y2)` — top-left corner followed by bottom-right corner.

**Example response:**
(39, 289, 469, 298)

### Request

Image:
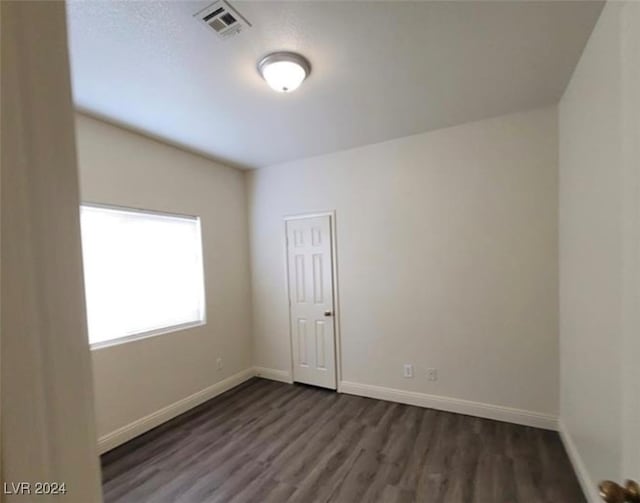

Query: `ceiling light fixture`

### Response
(257, 52, 311, 93)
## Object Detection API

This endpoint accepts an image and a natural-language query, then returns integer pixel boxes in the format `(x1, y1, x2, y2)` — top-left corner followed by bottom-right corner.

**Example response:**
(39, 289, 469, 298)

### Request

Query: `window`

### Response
(80, 204, 206, 347)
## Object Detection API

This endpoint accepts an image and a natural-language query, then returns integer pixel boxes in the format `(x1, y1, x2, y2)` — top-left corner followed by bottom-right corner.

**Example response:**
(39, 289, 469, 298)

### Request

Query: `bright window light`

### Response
(80, 204, 206, 347)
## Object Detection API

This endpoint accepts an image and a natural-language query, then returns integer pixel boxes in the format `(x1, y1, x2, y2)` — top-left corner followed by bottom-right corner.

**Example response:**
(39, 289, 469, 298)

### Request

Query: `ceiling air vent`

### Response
(194, 1, 251, 40)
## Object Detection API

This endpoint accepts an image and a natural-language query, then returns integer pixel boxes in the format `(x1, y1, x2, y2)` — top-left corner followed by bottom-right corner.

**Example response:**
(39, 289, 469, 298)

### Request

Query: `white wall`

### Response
(248, 107, 559, 420)
(559, 1, 640, 498)
(75, 114, 253, 446)
(2, 3, 102, 500)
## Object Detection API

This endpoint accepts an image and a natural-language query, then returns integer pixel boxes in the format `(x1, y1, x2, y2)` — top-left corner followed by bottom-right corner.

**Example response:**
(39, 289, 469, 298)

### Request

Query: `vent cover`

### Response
(194, 1, 251, 40)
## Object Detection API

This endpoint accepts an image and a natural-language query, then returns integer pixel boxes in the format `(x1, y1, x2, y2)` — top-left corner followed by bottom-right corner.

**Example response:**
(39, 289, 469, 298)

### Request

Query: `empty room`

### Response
(2, 1, 639, 502)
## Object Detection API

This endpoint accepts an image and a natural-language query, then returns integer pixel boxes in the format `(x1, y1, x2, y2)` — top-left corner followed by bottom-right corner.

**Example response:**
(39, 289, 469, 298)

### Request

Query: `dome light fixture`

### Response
(257, 52, 311, 93)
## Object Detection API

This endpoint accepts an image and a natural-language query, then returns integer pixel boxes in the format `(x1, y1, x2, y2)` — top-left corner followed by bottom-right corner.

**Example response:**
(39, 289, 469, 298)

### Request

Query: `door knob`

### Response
(599, 480, 640, 503)
(324, 310, 332, 317)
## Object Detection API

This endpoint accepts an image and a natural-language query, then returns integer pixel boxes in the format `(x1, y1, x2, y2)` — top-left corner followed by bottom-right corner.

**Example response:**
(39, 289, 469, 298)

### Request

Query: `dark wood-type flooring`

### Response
(102, 378, 585, 503)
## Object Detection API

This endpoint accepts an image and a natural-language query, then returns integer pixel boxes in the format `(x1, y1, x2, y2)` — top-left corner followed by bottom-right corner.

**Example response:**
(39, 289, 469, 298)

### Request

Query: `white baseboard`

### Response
(559, 420, 600, 503)
(98, 367, 255, 454)
(340, 381, 558, 431)
(253, 366, 293, 383)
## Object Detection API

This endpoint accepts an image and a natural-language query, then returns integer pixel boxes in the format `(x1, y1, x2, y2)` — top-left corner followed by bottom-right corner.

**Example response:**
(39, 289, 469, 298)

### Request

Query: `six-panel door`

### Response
(286, 215, 336, 389)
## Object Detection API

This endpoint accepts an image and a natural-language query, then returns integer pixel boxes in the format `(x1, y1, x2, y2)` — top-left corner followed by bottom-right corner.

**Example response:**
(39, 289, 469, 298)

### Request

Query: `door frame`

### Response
(283, 211, 343, 391)
(621, 1, 640, 476)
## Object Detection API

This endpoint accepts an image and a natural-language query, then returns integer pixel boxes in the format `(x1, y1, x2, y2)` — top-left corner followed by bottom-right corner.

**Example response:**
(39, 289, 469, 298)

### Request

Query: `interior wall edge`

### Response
(1, 1, 103, 498)
(340, 380, 558, 431)
(253, 367, 293, 384)
(98, 367, 255, 454)
(74, 108, 250, 172)
(251, 367, 558, 431)
(243, 171, 258, 373)
(558, 419, 601, 503)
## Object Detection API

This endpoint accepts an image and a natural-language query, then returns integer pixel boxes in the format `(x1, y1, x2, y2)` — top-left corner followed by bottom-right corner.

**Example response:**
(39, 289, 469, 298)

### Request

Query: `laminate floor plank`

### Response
(101, 378, 585, 503)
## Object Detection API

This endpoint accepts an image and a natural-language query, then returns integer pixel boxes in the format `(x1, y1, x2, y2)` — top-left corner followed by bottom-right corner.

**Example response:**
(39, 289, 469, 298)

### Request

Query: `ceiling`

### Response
(67, 1, 603, 169)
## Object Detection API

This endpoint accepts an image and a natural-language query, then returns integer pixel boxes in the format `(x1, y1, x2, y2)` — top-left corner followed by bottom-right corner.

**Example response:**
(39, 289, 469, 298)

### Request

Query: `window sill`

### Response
(89, 320, 206, 350)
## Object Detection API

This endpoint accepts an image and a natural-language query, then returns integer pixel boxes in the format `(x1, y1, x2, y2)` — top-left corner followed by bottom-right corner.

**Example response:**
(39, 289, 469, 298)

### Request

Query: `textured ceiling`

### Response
(67, 1, 603, 169)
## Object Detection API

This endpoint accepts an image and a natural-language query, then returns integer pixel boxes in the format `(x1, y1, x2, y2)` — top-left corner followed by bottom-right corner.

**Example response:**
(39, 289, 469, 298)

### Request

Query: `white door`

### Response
(286, 215, 337, 389)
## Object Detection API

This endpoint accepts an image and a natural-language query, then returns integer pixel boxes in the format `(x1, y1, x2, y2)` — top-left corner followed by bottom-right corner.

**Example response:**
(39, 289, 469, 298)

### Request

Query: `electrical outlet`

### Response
(216, 358, 223, 371)
(403, 364, 414, 378)
(427, 368, 438, 381)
